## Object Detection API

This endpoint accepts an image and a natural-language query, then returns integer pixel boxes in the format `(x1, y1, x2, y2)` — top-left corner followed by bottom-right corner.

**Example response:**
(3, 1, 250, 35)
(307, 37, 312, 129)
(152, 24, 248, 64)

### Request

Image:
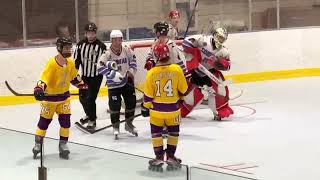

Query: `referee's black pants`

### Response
(79, 75, 103, 122)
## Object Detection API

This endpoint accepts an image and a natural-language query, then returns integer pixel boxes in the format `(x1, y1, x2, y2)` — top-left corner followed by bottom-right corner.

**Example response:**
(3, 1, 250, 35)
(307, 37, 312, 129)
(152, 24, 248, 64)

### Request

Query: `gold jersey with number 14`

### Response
(143, 64, 188, 119)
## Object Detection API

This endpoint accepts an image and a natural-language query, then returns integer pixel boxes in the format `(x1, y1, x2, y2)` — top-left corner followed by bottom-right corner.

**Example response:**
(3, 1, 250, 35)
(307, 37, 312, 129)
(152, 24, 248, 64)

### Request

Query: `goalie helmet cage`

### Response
(129, 39, 183, 103)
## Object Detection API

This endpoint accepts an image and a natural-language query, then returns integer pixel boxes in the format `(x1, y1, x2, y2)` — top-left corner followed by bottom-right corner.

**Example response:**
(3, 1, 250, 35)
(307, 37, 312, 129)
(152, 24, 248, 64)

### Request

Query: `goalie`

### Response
(181, 27, 233, 120)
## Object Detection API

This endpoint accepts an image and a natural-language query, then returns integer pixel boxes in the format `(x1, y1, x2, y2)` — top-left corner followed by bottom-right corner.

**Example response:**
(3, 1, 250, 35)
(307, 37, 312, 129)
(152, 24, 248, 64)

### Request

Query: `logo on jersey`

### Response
(90, 50, 99, 56)
(115, 58, 128, 65)
(201, 47, 213, 57)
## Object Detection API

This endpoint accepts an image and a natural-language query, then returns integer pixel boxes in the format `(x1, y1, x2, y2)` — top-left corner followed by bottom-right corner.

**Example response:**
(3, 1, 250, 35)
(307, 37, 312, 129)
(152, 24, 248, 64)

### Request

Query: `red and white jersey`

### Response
(168, 23, 179, 40)
(182, 34, 230, 75)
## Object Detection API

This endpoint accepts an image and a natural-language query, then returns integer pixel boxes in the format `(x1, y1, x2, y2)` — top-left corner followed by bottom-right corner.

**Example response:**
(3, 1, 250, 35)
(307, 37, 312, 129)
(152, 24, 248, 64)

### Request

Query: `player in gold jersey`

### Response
(32, 37, 87, 159)
(142, 43, 188, 171)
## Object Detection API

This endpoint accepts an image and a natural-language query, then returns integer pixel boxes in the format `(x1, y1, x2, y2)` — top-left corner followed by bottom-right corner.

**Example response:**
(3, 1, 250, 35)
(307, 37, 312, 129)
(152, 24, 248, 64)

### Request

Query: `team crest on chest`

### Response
(90, 50, 99, 56)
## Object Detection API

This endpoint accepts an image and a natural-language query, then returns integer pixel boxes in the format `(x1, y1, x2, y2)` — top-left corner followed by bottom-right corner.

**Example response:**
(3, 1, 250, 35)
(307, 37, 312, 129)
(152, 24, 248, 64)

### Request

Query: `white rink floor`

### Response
(1, 77, 320, 180)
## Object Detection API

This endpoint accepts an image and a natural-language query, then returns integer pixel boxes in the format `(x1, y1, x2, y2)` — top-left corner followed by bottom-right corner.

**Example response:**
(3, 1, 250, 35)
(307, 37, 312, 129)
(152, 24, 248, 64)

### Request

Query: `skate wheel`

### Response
(114, 135, 119, 140)
(59, 153, 69, 160)
(33, 154, 37, 159)
(134, 133, 138, 137)
(148, 165, 163, 172)
(214, 116, 221, 121)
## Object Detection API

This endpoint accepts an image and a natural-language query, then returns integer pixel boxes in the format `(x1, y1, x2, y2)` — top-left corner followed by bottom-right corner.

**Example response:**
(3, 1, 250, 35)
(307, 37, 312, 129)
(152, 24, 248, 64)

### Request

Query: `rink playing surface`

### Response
(1, 77, 320, 180)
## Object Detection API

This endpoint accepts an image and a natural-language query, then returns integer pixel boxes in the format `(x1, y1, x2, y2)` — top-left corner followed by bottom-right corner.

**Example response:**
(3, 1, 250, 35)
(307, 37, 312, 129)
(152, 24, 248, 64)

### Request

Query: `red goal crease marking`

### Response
(233, 165, 259, 170)
(221, 163, 246, 168)
(199, 162, 258, 175)
(230, 105, 257, 119)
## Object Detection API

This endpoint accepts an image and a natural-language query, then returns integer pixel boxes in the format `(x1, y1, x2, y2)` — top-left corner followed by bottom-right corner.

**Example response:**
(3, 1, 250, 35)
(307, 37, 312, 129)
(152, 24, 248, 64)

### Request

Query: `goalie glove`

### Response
(213, 47, 230, 71)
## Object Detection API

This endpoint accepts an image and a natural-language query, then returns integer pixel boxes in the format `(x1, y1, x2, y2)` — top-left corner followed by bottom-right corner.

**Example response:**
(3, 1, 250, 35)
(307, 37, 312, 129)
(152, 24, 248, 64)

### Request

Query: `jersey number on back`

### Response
(155, 80, 173, 97)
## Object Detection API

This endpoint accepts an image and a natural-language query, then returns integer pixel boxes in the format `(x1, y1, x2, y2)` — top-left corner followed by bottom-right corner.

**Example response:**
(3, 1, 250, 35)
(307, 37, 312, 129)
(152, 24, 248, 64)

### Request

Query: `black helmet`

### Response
(56, 37, 72, 57)
(153, 21, 169, 36)
(85, 22, 97, 32)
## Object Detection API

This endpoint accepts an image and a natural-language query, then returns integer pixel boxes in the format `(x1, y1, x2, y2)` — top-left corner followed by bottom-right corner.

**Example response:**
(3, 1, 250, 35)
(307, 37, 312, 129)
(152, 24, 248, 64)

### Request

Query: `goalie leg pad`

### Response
(209, 70, 233, 118)
(180, 88, 204, 118)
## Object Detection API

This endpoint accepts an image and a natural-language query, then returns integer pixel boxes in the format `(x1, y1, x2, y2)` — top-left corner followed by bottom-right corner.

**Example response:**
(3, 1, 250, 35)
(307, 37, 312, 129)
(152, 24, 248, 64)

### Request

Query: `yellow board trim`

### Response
(1, 68, 320, 106)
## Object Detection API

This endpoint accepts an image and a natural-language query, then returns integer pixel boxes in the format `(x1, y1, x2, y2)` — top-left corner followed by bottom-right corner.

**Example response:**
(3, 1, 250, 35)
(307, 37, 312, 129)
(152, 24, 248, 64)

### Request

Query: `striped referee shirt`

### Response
(74, 38, 107, 77)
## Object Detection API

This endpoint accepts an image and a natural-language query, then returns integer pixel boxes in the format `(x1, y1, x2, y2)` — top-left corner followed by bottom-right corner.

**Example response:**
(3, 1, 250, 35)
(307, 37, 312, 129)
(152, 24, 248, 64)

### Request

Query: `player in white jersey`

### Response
(145, 21, 187, 74)
(97, 30, 138, 139)
(181, 27, 233, 120)
(168, 10, 180, 40)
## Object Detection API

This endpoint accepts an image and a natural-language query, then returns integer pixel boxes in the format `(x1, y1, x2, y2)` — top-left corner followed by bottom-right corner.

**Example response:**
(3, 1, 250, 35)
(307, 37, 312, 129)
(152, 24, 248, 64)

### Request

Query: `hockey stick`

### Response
(5, 81, 79, 96)
(75, 113, 142, 134)
(183, 0, 199, 38)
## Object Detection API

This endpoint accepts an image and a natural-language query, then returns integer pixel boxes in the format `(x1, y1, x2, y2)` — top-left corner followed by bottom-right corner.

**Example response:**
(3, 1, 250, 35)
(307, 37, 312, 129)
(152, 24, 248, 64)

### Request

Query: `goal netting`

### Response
(129, 39, 183, 104)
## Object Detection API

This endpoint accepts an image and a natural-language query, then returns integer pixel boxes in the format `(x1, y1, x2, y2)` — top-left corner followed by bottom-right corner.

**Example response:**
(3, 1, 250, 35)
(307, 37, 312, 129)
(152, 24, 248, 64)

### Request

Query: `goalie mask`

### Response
(212, 27, 228, 49)
(56, 37, 72, 58)
(153, 43, 170, 63)
(154, 21, 169, 36)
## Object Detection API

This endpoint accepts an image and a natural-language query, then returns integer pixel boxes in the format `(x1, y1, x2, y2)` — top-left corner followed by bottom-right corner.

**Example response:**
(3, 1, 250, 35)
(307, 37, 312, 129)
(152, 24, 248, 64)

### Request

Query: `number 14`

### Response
(155, 80, 173, 97)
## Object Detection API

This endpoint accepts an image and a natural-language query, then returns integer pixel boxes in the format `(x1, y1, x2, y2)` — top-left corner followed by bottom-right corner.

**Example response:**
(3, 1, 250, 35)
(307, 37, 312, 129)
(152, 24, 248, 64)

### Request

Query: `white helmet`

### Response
(212, 27, 228, 49)
(110, 30, 123, 39)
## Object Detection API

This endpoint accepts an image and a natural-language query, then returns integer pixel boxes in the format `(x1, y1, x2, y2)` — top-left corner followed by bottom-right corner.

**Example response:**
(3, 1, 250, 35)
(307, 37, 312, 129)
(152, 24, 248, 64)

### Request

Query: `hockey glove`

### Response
(144, 59, 155, 70)
(141, 102, 150, 117)
(34, 86, 45, 101)
(77, 81, 88, 90)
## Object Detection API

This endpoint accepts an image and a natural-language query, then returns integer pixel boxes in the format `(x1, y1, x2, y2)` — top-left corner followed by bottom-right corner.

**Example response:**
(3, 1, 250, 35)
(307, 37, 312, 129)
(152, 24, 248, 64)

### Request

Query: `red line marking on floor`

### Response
(199, 163, 253, 175)
(221, 163, 246, 168)
(233, 165, 259, 170)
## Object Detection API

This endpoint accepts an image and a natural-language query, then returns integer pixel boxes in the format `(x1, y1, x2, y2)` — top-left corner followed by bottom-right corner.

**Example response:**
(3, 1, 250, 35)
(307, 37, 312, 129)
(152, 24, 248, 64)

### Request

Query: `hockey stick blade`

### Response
(5, 81, 79, 96)
(5, 81, 33, 96)
(74, 113, 142, 134)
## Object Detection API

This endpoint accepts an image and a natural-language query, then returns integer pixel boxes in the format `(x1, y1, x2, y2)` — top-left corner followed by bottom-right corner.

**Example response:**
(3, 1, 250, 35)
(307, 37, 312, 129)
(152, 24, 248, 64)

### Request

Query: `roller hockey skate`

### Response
(166, 154, 182, 171)
(32, 136, 42, 159)
(213, 115, 221, 121)
(59, 141, 70, 160)
(79, 115, 89, 125)
(148, 155, 164, 172)
(86, 120, 96, 130)
(125, 122, 138, 137)
(113, 127, 120, 140)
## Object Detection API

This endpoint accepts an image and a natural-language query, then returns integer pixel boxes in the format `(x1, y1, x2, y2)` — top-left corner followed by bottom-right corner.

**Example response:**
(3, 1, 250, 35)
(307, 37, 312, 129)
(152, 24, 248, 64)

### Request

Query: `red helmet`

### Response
(169, 10, 180, 18)
(153, 43, 170, 62)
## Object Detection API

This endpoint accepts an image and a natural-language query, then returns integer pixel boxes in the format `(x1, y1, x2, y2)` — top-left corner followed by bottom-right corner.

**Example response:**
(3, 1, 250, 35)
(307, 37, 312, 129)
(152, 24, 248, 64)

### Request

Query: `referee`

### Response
(74, 22, 106, 129)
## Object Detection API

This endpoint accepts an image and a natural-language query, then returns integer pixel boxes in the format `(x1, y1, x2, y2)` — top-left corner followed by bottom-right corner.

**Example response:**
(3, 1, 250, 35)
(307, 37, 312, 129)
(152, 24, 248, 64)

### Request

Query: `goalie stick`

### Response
(75, 113, 142, 134)
(5, 81, 79, 96)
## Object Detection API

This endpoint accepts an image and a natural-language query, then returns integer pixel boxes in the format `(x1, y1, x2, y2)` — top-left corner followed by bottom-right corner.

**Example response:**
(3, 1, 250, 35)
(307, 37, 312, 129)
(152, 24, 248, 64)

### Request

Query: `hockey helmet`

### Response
(110, 30, 123, 39)
(85, 22, 97, 32)
(56, 37, 72, 58)
(212, 27, 228, 48)
(154, 21, 169, 36)
(153, 43, 170, 62)
(169, 10, 180, 18)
